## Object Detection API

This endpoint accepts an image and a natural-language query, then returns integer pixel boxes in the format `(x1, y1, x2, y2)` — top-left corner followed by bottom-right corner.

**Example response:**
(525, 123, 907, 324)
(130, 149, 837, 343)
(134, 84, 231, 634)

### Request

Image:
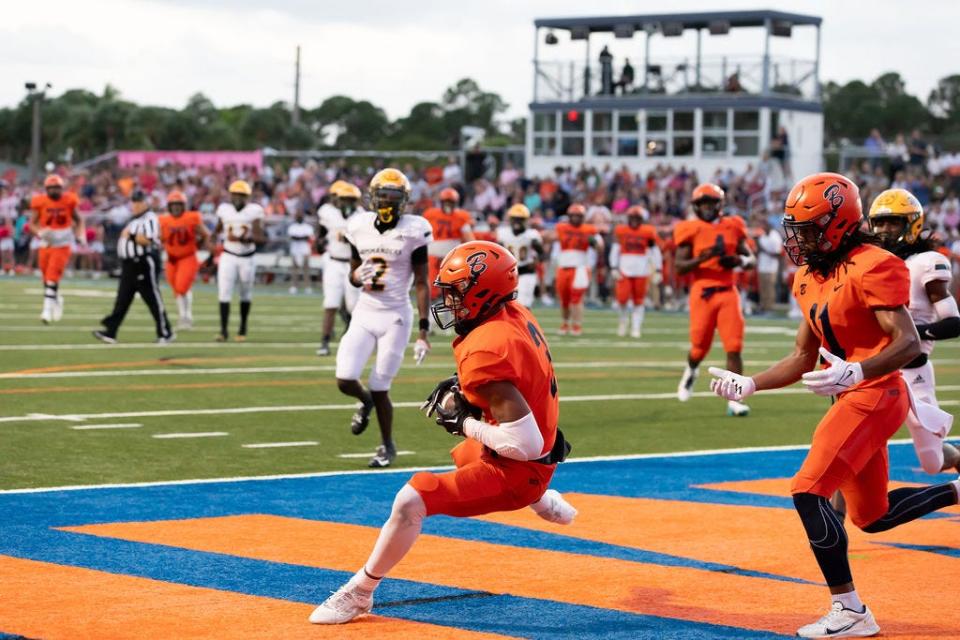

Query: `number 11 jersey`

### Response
(792, 243, 910, 390)
(345, 211, 433, 311)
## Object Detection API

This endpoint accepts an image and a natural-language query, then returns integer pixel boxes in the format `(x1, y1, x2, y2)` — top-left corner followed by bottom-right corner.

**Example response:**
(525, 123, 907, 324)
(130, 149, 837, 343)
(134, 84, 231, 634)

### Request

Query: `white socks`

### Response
(361, 484, 426, 584)
(834, 589, 864, 612)
(631, 307, 644, 334)
(530, 489, 578, 525)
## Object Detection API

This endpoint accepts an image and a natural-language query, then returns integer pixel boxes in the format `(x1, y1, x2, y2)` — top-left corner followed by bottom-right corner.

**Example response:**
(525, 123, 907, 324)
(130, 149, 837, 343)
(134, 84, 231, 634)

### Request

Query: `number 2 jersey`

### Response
(345, 211, 433, 311)
(792, 243, 910, 390)
(216, 202, 265, 257)
(496, 226, 542, 273)
(453, 301, 558, 457)
(159, 211, 203, 259)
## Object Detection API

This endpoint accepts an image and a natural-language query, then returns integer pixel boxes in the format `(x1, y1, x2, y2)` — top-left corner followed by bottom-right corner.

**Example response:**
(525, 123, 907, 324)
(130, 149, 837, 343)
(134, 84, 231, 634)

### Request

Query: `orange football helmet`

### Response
(626, 205, 648, 225)
(782, 172, 862, 266)
(44, 174, 64, 189)
(692, 183, 724, 202)
(691, 183, 724, 222)
(432, 240, 518, 332)
(167, 191, 187, 205)
(439, 187, 460, 203)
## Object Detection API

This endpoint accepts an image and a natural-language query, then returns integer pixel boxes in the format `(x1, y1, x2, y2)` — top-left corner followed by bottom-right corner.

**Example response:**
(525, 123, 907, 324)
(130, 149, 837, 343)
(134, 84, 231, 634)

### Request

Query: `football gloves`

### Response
(413, 338, 430, 365)
(718, 254, 741, 269)
(421, 375, 459, 417)
(419, 374, 480, 437)
(353, 261, 379, 290)
(708, 367, 757, 401)
(801, 347, 863, 396)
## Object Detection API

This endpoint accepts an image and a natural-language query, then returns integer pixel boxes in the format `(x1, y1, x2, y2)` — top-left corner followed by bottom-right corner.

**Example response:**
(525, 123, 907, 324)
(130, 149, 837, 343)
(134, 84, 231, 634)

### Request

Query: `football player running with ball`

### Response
(673, 183, 755, 415)
(867, 188, 960, 473)
(334, 169, 432, 468)
(311, 240, 576, 625)
(709, 173, 960, 639)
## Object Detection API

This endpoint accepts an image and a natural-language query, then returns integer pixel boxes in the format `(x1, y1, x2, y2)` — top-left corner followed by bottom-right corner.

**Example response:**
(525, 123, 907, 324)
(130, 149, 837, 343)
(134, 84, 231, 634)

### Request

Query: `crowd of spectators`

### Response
(2, 141, 960, 314)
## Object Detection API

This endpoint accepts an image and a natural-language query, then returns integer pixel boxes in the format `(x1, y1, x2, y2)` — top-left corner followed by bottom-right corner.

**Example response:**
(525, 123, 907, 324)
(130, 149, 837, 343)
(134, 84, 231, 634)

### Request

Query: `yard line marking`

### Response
(3, 386, 958, 424)
(152, 432, 229, 439)
(0, 439, 918, 495)
(71, 423, 143, 430)
(241, 441, 318, 449)
(337, 450, 416, 459)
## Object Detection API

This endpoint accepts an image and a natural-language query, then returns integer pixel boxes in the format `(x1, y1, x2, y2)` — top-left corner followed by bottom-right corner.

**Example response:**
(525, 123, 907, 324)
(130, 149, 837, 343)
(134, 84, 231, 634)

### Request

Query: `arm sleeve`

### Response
(463, 412, 545, 461)
(920, 253, 952, 285)
(860, 253, 911, 308)
(411, 244, 428, 266)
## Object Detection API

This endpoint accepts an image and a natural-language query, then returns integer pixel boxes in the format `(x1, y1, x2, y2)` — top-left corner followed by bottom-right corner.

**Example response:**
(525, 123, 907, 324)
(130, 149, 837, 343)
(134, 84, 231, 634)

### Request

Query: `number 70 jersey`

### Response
(792, 244, 910, 390)
(345, 211, 433, 311)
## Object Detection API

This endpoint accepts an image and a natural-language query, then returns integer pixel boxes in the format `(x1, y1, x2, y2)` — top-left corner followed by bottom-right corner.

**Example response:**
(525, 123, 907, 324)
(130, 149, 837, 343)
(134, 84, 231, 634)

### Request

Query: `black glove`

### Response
(420, 374, 459, 418)
(434, 388, 480, 436)
(718, 254, 741, 269)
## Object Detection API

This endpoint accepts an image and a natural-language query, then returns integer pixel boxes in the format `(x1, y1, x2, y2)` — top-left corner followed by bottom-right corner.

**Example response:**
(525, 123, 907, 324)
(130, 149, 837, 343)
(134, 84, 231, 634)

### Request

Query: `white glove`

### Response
(353, 262, 378, 290)
(801, 347, 863, 396)
(413, 338, 430, 365)
(610, 268, 622, 281)
(707, 366, 757, 401)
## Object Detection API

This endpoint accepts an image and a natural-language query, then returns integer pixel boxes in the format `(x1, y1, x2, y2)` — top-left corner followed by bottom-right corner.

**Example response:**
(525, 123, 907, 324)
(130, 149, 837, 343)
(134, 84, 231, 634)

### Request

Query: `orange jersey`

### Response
(159, 211, 203, 259)
(453, 302, 559, 456)
(30, 192, 78, 230)
(555, 222, 598, 252)
(673, 215, 748, 287)
(614, 223, 660, 255)
(793, 244, 910, 390)
(423, 208, 472, 241)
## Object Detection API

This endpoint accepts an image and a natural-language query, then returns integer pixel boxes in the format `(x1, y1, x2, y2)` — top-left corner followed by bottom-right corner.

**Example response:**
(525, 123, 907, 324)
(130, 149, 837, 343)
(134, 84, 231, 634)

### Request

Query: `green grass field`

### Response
(2, 275, 958, 491)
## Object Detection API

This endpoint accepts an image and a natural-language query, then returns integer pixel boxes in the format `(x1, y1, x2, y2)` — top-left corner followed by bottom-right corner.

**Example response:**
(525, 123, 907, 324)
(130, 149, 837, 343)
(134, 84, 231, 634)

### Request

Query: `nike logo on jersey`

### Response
(833, 284, 844, 292)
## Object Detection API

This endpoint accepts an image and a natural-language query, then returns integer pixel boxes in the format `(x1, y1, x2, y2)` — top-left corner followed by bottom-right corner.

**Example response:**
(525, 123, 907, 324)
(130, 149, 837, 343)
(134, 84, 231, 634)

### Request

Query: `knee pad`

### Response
(368, 370, 395, 392)
(793, 492, 846, 550)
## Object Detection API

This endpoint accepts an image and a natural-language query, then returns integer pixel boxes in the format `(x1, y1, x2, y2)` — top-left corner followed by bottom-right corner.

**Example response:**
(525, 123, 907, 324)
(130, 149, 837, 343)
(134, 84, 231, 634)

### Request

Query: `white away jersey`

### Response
(217, 202, 265, 256)
(345, 212, 432, 310)
(497, 226, 542, 269)
(318, 203, 361, 260)
(906, 250, 953, 355)
(287, 221, 314, 243)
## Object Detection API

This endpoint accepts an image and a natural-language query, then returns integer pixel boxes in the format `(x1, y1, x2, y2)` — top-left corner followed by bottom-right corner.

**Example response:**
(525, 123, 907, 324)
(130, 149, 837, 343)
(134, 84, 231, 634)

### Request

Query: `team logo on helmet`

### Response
(823, 184, 844, 214)
(466, 251, 488, 277)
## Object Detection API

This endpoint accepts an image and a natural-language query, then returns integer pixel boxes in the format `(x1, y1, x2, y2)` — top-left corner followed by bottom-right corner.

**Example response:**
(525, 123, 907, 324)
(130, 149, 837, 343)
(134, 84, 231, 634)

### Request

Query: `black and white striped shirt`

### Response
(117, 210, 161, 260)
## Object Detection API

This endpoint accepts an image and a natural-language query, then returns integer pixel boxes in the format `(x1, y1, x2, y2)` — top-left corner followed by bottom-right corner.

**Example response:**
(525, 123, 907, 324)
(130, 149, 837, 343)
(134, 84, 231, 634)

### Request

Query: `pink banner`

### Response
(117, 150, 263, 172)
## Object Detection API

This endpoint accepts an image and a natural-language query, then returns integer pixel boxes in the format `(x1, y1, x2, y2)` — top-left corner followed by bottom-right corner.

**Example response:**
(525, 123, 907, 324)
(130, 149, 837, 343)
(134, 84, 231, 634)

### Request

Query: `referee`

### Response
(94, 190, 174, 344)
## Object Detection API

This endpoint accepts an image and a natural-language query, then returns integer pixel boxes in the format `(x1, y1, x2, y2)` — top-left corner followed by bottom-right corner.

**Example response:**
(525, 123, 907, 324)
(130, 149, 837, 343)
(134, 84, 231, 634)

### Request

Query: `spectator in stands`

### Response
(770, 126, 791, 179)
(618, 59, 635, 94)
(724, 70, 744, 93)
(599, 46, 614, 95)
(908, 128, 929, 168)
(864, 129, 885, 168)
(754, 216, 783, 314)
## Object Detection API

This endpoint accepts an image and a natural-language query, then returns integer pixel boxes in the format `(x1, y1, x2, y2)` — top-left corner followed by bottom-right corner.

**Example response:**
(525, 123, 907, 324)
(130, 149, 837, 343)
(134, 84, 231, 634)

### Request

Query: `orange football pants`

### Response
(791, 380, 909, 528)
(409, 438, 554, 517)
(165, 253, 199, 296)
(688, 281, 744, 360)
(39, 246, 71, 283)
(615, 276, 649, 306)
(556, 267, 588, 307)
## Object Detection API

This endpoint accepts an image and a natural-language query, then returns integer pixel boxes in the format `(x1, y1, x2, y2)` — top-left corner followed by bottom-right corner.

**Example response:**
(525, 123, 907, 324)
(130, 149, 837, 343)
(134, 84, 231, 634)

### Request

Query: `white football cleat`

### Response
(617, 318, 628, 337)
(677, 366, 697, 402)
(630, 327, 642, 339)
(177, 316, 193, 330)
(796, 602, 879, 638)
(288, 285, 298, 295)
(309, 585, 373, 625)
(40, 308, 53, 324)
(726, 400, 750, 417)
(531, 489, 578, 525)
(52, 295, 64, 322)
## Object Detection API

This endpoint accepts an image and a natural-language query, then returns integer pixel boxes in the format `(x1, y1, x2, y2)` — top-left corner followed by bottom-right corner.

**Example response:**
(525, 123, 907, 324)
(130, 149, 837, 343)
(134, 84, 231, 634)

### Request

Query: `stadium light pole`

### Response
(25, 82, 51, 185)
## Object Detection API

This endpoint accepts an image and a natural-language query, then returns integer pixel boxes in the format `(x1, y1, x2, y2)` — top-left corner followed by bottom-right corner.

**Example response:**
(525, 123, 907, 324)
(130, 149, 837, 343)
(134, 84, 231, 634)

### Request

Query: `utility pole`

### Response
(25, 82, 51, 184)
(292, 45, 301, 126)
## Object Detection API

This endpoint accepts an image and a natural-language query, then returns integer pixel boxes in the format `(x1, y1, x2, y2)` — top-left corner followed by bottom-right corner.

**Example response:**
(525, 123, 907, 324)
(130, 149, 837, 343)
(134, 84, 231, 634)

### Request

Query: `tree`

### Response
(441, 78, 509, 141)
(310, 96, 389, 149)
(928, 74, 960, 123)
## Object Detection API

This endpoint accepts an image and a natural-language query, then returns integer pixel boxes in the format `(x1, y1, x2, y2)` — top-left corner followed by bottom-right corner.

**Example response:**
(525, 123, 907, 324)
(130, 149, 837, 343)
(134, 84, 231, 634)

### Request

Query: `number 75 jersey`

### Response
(345, 211, 433, 311)
(792, 244, 910, 389)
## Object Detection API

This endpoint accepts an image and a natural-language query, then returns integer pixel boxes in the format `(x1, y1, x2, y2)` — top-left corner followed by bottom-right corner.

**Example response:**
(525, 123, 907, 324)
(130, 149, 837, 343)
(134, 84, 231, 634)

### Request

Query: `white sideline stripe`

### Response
(242, 441, 318, 449)
(71, 423, 142, 430)
(3, 386, 958, 424)
(0, 360, 782, 380)
(0, 439, 917, 495)
(337, 451, 416, 459)
(152, 431, 229, 439)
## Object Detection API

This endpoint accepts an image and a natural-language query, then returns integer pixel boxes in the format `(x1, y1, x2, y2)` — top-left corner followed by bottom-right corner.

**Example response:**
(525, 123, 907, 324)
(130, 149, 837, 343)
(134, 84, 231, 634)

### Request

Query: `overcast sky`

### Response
(3, 0, 956, 121)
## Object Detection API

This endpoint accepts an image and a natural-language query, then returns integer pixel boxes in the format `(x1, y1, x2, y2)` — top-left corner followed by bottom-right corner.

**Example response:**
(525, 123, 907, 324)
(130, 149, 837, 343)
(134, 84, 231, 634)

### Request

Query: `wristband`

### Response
(419, 318, 429, 332)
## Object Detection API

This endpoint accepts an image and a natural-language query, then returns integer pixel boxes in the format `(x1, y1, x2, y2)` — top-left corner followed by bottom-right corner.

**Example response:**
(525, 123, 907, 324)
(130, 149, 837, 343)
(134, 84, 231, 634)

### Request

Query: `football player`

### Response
(673, 183, 755, 416)
(709, 173, 959, 639)
(496, 203, 544, 308)
(159, 191, 209, 329)
(287, 210, 315, 295)
(30, 174, 85, 323)
(868, 188, 960, 473)
(211, 180, 265, 342)
(317, 182, 362, 356)
(334, 168, 432, 468)
(422, 187, 474, 300)
(610, 205, 662, 338)
(553, 203, 602, 335)
(309, 240, 576, 625)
